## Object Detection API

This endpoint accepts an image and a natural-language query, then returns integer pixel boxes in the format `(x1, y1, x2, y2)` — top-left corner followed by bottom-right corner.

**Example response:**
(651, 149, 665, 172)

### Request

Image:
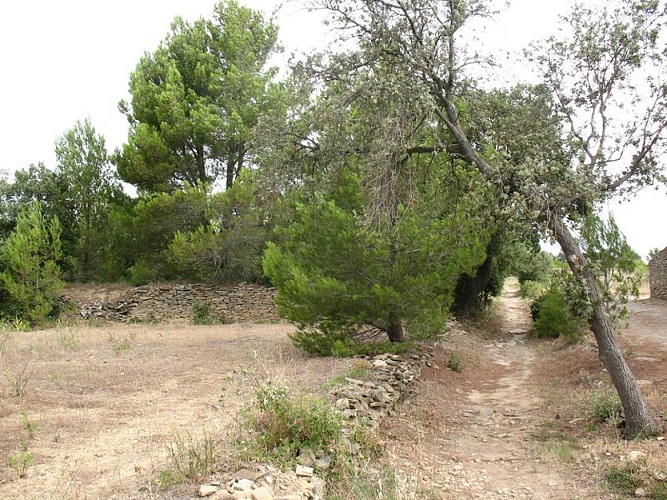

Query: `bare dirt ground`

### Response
(377, 280, 667, 499)
(1, 281, 666, 499)
(0, 323, 355, 499)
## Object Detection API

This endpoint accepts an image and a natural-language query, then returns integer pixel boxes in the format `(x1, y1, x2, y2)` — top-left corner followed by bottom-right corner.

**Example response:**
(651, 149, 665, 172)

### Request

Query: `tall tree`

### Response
(0, 202, 64, 323)
(314, 0, 666, 437)
(115, 0, 280, 192)
(55, 119, 123, 280)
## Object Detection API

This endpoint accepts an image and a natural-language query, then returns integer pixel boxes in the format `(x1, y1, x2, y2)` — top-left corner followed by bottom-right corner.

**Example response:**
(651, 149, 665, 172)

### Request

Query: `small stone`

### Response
(274, 496, 302, 500)
(199, 484, 220, 497)
(315, 454, 333, 471)
(295, 464, 314, 477)
(372, 359, 388, 368)
(635, 487, 648, 497)
(233, 478, 256, 491)
(252, 486, 274, 500)
(627, 451, 646, 463)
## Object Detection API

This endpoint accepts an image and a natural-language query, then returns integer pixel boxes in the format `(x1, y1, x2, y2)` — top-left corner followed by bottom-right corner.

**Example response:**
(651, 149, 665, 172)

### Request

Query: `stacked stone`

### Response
(75, 283, 279, 323)
(649, 247, 667, 300)
(333, 346, 433, 425)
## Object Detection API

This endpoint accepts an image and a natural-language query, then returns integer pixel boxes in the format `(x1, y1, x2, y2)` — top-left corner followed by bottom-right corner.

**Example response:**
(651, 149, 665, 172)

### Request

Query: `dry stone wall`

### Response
(649, 247, 667, 300)
(76, 283, 279, 323)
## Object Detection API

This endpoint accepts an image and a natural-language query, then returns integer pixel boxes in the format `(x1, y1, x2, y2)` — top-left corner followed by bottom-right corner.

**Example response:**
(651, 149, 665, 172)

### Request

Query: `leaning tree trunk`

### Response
(386, 311, 405, 343)
(549, 215, 658, 438)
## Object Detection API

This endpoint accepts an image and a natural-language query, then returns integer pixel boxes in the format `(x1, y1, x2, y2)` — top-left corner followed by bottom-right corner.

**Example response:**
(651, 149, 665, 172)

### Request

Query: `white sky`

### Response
(0, 0, 665, 258)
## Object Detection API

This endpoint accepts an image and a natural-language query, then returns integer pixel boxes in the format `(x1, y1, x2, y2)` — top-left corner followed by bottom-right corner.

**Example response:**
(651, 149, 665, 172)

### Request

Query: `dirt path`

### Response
(627, 298, 667, 350)
(379, 280, 579, 499)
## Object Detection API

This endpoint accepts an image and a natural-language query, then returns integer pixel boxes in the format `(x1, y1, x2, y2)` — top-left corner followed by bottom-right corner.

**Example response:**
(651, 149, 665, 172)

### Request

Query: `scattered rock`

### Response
(627, 451, 646, 463)
(635, 487, 648, 497)
(199, 484, 221, 497)
(251, 487, 274, 500)
(295, 465, 314, 478)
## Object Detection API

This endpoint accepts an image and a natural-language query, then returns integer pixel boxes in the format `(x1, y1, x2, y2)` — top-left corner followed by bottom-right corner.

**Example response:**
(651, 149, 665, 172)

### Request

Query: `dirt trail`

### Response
(379, 280, 578, 499)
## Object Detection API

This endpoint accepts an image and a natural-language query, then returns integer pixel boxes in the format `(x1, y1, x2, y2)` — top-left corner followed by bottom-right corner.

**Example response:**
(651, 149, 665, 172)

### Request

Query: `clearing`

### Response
(1, 281, 666, 499)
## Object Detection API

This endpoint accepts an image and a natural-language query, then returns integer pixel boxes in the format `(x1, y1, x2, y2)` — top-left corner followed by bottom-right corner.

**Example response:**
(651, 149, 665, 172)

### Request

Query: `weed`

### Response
(11, 317, 31, 332)
(585, 422, 598, 432)
(543, 439, 574, 463)
(447, 352, 462, 372)
(4, 362, 34, 398)
(7, 450, 34, 478)
(241, 380, 342, 465)
(192, 301, 213, 325)
(21, 411, 39, 439)
(604, 464, 644, 496)
(325, 361, 372, 389)
(650, 482, 667, 500)
(589, 389, 624, 426)
(56, 329, 80, 351)
(108, 332, 133, 354)
(161, 430, 216, 486)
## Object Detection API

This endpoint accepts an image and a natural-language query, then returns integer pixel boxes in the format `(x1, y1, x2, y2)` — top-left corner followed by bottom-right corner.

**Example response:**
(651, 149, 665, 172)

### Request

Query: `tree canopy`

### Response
(115, 0, 281, 192)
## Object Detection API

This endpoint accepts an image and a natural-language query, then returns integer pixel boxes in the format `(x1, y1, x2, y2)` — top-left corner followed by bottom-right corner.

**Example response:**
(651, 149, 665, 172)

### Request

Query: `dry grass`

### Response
(0, 321, 355, 499)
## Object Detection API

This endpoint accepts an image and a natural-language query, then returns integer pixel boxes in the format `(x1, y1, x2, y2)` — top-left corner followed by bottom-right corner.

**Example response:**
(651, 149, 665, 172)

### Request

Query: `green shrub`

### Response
(7, 450, 33, 478)
(533, 286, 586, 342)
(162, 431, 216, 485)
(520, 280, 547, 299)
(242, 381, 342, 465)
(447, 352, 462, 372)
(589, 389, 624, 425)
(604, 464, 644, 496)
(289, 325, 412, 357)
(192, 301, 213, 325)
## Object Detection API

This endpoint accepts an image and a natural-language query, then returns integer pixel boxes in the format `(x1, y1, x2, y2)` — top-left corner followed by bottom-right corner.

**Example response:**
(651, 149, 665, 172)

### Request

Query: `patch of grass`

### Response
(325, 360, 373, 389)
(589, 389, 624, 426)
(159, 430, 217, 488)
(604, 464, 644, 496)
(56, 329, 80, 350)
(21, 411, 39, 439)
(543, 439, 574, 463)
(192, 301, 214, 325)
(108, 332, 134, 354)
(650, 482, 667, 500)
(7, 450, 34, 478)
(327, 461, 421, 500)
(240, 380, 342, 466)
(4, 362, 34, 398)
(447, 351, 462, 372)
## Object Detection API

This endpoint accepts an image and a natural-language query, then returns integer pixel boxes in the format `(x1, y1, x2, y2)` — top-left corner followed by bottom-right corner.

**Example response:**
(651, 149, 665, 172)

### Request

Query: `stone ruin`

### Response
(70, 282, 279, 323)
(649, 247, 667, 300)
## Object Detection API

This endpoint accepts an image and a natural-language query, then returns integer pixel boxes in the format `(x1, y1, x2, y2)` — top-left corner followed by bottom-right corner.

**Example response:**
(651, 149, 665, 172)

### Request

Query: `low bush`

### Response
(589, 389, 624, 426)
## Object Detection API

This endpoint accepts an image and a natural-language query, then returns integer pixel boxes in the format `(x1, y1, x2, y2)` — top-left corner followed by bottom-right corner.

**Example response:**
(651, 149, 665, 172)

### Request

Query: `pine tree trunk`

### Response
(549, 215, 658, 438)
(386, 313, 405, 343)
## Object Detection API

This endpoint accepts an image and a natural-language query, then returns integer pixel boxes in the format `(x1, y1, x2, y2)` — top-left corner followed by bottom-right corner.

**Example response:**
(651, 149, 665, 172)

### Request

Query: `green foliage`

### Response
(169, 172, 270, 283)
(21, 411, 39, 439)
(532, 280, 587, 342)
(54, 118, 125, 281)
(263, 170, 488, 351)
(242, 381, 342, 465)
(589, 389, 624, 426)
(447, 352, 463, 372)
(192, 301, 214, 325)
(115, 0, 280, 192)
(520, 280, 547, 299)
(604, 464, 644, 496)
(7, 450, 33, 478)
(582, 213, 642, 325)
(0, 202, 64, 323)
(162, 431, 217, 485)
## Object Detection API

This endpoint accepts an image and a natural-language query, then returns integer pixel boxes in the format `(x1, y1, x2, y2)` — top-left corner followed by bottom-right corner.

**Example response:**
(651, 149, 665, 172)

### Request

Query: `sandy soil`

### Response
(0, 323, 354, 499)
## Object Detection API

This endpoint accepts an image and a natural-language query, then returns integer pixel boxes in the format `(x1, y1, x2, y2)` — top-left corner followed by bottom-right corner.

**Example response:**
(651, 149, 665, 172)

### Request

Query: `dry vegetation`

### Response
(0, 322, 355, 498)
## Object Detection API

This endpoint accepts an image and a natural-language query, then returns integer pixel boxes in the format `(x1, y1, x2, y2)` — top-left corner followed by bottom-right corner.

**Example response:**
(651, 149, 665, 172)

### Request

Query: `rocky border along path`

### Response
(378, 282, 576, 499)
(194, 348, 435, 499)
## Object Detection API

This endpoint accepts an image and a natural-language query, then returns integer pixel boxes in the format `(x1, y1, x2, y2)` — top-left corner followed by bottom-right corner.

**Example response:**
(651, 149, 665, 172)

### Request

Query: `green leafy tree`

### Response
(115, 0, 280, 192)
(263, 169, 489, 353)
(55, 118, 124, 280)
(169, 171, 270, 283)
(0, 202, 64, 323)
(582, 214, 642, 324)
(313, 0, 665, 436)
